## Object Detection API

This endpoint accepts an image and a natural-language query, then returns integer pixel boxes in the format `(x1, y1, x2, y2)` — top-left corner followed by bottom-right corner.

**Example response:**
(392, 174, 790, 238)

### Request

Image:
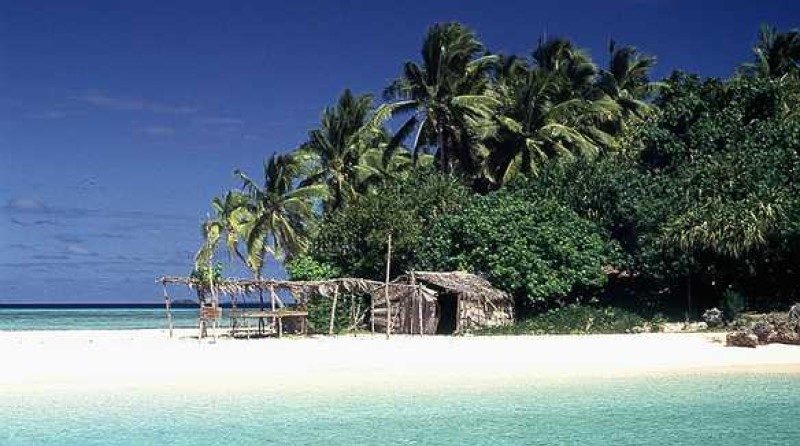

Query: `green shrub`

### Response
(285, 256, 341, 281)
(285, 256, 362, 333)
(477, 305, 648, 335)
(311, 169, 471, 280)
(722, 288, 746, 322)
(418, 192, 622, 305)
(305, 293, 367, 334)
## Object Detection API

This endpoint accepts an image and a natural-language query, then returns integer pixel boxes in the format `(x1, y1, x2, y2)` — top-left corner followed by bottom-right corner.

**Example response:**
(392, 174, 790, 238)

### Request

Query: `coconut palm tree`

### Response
(194, 190, 252, 268)
(234, 154, 326, 279)
(297, 89, 424, 213)
(596, 40, 659, 120)
(742, 24, 800, 78)
(377, 22, 499, 176)
(482, 39, 620, 188)
(531, 37, 597, 99)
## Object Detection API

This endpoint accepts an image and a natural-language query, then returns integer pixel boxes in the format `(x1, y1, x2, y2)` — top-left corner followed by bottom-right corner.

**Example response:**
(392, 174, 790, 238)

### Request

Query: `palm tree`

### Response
(531, 37, 597, 99)
(235, 154, 326, 280)
(482, 39, 619, 188)
(377, 22, 499, 176)
(596, 40, 659, 121)
(194, 190, 252, 269)
(297, 89, 424, 213)
(742, 24, 800, 77)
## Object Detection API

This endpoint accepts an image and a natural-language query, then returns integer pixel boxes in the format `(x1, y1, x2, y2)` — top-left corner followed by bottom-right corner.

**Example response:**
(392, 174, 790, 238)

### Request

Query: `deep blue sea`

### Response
(2, 374, 799, 445)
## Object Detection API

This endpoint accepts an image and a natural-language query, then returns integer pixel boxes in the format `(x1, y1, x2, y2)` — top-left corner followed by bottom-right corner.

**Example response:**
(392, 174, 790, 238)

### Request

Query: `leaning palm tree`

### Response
(595, 40, 659, 121)
(377, 22, 499, 176)
(194, 190, 252, 269)
(742, 24, 800, 78)
(483, 40, 620, 188)
(235, 154, 326, 280)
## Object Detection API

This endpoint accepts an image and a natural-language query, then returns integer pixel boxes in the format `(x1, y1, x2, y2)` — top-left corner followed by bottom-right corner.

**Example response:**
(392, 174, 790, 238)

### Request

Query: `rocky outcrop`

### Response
(702, 307, 724, 328)
(726, 330, 759, 348)
(725, 305, 800, 348)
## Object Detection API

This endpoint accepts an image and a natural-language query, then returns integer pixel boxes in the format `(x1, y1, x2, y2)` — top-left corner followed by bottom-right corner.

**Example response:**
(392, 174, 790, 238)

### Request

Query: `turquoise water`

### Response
(0, 307, 201, 330)
(3, 374, 799, 445)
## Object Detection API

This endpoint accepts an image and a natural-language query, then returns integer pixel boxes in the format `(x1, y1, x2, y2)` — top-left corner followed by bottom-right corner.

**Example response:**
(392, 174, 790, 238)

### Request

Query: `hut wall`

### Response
(457, 299, 514, 332)
(395, 295, 438, 335)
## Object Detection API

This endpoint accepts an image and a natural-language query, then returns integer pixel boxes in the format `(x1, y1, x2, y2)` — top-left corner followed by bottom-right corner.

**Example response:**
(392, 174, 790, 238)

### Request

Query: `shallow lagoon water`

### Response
(3, 374, 799, 445)
(0, 308, 199, 331)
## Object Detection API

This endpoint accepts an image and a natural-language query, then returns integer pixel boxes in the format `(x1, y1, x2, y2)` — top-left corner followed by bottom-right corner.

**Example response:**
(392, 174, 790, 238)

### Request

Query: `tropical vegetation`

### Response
(192, 22, 800, 325)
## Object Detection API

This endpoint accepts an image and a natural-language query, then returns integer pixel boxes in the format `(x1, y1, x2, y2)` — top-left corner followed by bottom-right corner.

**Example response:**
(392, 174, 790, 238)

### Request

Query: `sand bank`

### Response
(1, 330, 799, 393)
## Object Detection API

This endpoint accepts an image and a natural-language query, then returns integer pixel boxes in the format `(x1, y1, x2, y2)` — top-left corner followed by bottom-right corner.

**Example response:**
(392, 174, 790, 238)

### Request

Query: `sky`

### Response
(1, 0, 799, 303)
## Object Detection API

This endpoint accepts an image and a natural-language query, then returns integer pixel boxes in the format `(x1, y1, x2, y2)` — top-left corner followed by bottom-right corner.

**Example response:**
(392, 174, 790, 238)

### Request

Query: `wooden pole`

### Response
(210, 275, 219, 341)
(370, 286, 376, 334)
(455, 296, 461, 335)
(162, 282, 173, 339)
(413, 272, 423, 336)
(270, 285, 282, 338)
(329, 286, 339, 335)
(686, 254, 692, 324)
(384, 234, 392, 339)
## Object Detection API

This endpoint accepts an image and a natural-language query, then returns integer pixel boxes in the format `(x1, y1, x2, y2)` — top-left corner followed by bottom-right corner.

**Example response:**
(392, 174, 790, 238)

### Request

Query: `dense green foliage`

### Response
(418, 191, 622, 308)
(477, 305, 656, 335)
(285, 256, 361, 333)
(311, 169, 471, 279)
(191, 22, 800, 327)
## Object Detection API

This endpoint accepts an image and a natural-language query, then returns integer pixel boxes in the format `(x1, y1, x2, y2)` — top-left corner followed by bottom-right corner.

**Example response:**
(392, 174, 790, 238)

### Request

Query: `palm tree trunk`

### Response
(256, 272, 265, 333)
(436, 123, 450, 173)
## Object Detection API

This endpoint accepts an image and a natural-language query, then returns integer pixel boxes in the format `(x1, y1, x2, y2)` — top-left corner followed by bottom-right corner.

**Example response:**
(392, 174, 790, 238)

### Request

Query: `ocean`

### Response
(0, 306, 210, 331)
(2, 307, 799, 444)
(2, 374, 799, 445)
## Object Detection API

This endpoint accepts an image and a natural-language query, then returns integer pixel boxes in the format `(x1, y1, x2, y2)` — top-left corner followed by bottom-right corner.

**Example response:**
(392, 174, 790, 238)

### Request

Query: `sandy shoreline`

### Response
(2, 330, 799, 393)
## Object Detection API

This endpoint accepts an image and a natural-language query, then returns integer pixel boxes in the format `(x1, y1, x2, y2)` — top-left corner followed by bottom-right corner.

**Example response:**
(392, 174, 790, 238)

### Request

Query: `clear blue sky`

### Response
(1, 0, 799, 303)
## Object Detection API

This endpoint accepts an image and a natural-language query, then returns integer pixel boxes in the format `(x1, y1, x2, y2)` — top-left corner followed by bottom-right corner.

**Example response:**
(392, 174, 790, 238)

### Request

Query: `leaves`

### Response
(418, 191, 622, 304)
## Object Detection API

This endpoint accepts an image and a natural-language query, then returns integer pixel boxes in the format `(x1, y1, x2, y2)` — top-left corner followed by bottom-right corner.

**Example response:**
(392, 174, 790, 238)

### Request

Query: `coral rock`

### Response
(726, 331, 759, 348)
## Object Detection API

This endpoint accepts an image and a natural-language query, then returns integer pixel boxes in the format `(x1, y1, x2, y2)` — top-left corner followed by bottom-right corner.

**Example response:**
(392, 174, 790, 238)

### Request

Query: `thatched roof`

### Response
(397, 271, 511, 303)
(157, 276, 413, 301)
(158, 271, 511, 304)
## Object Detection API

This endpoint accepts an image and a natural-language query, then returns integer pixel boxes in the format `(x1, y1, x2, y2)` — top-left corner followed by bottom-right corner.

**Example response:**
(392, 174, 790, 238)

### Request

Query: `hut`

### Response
(384, 271, 514, 335)
(157, 271, 513, 338)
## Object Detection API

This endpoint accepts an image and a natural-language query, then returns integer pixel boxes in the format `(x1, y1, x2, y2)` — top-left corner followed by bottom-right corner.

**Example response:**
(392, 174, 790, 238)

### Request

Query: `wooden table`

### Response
(229, 309, 309, 338)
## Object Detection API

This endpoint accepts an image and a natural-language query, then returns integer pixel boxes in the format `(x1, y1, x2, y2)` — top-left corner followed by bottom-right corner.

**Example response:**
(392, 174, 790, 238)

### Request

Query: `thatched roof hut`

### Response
(390, 271, 514, 334)
(158, 271, 513, 337)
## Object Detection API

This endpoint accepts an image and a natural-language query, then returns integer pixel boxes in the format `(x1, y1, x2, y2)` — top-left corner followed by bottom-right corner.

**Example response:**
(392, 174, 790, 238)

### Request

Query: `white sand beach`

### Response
(2, 330, 799, 393)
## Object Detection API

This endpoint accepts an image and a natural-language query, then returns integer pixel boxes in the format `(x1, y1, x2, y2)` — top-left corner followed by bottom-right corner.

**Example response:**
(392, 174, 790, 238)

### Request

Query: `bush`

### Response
(311, 169, 471, 280)
(305, 293, 367, 334)
(285, 256, 340, 281)
(418, 191, 622, 306)
(477, 305, 648, 335)
(285, 256, 363, 333)
(722, 289, 746, 322)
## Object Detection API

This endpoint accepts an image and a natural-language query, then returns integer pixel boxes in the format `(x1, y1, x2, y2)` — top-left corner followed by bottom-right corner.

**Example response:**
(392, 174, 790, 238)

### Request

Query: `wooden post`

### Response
(686, 254, 692, 324)
(210, 277, 219, 341)
(455, 296, 461, 335)
(162, 282, 173, 339)
(370, 288, 376, 334)
(350, 294, 356, 336)
(329, 286, 339, 335)
(270, 285, 282, 338)
(412, 272, 422, 336)
(384, 234, 392, 339)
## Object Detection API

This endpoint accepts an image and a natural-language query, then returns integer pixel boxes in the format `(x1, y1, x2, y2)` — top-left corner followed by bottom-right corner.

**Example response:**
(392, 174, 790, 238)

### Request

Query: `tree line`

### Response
(195, 23, 800, 319)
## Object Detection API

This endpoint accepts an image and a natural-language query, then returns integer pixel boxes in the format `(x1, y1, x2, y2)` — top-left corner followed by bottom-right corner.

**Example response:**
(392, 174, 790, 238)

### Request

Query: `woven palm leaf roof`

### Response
(398, 271, 511, 303)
